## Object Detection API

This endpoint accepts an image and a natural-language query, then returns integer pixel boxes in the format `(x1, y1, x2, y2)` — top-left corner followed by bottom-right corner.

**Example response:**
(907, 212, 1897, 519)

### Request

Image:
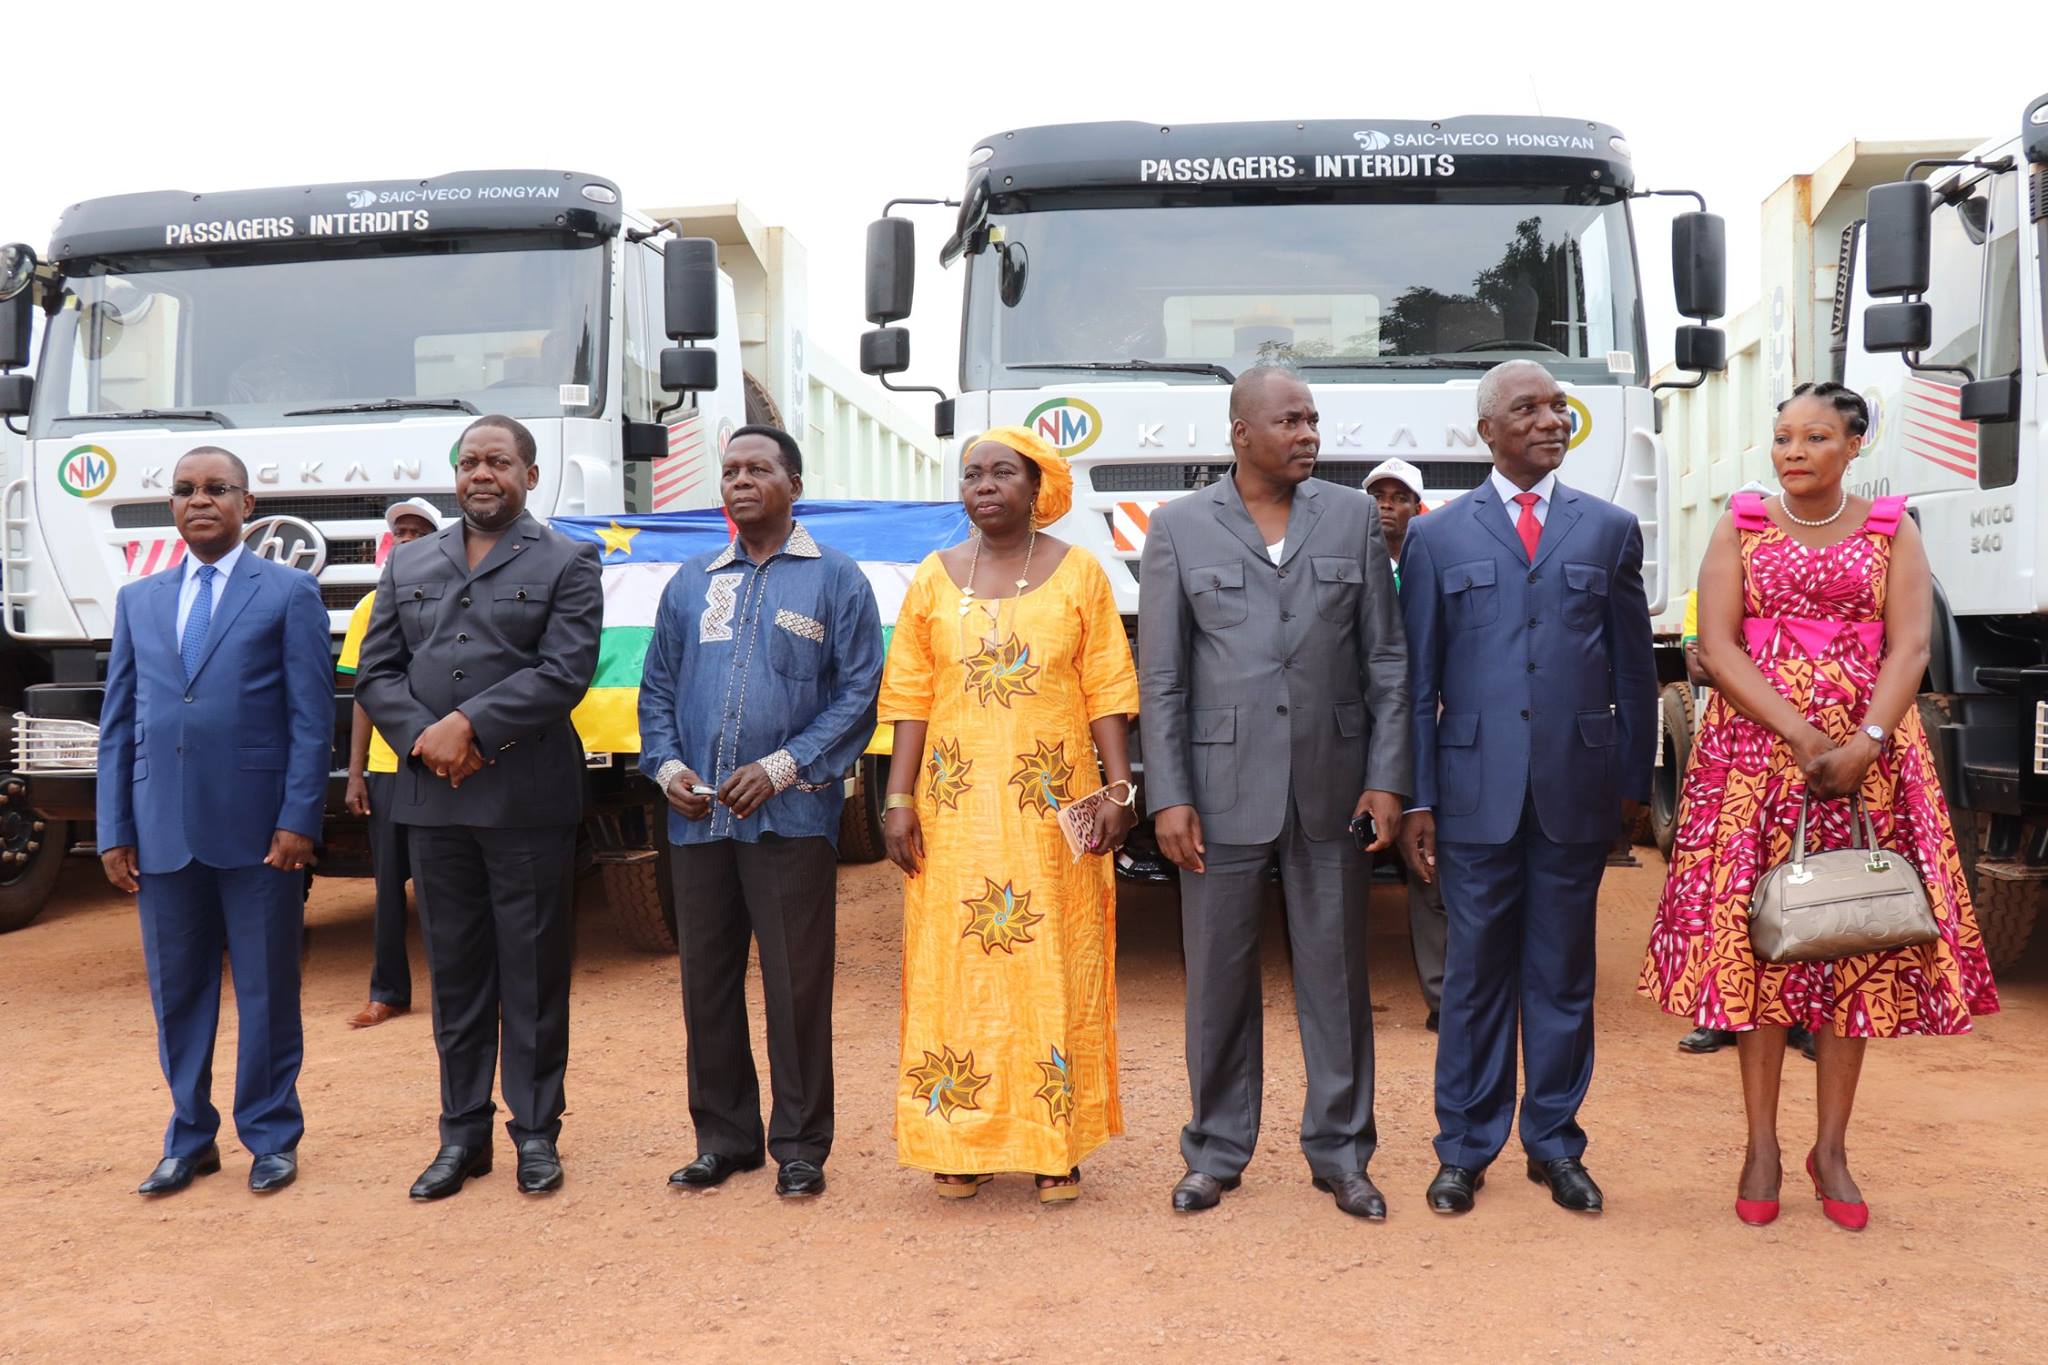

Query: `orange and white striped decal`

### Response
(1110, 500, 1167, 554)
(124, 538, 188, 578)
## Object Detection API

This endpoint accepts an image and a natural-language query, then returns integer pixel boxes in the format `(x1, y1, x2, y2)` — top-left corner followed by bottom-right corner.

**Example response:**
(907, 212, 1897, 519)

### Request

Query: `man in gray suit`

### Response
(1139, 366, 1411, 1220)
(356, 414, 603, 1200)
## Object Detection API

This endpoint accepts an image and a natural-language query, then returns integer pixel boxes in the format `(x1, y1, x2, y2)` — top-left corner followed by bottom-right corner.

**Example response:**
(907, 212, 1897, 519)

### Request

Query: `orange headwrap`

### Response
(963, 425, 1074, 528)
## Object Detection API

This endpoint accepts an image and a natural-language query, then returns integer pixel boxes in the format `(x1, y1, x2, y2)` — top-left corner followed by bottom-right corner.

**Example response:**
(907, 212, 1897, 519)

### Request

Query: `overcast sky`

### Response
(9, 0, 2040, 403)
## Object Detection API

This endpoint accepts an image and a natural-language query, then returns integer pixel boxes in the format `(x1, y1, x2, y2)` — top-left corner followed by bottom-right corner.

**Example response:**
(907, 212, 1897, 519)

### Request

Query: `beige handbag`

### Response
(1749, 792, 1939, 963)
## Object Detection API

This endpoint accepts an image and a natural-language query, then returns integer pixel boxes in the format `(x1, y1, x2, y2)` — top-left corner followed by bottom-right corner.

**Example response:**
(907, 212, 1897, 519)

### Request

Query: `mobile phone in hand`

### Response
(1348, 812, 1377, 850)
(689, 784, 717, 797)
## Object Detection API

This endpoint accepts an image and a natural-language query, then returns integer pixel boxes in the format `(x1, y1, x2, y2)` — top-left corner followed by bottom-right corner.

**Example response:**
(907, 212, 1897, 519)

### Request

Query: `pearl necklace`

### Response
(1778, 489, 1849, 528)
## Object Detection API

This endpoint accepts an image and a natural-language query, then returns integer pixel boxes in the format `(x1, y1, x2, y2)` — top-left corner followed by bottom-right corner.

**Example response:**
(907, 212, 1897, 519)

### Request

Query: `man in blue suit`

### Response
(1398, 361, 1656, 1216)
(98, 446, 332, 1197)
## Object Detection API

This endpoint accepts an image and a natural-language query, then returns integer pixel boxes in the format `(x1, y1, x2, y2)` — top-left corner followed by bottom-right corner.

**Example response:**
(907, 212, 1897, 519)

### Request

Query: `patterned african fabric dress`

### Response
(1639, 493, 1999, 1036)
(879, 546, 1140, 1175)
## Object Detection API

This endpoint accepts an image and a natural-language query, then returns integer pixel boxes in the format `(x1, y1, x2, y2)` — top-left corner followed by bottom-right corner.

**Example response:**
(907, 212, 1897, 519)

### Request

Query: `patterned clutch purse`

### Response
(1056, 781, 1134, 861)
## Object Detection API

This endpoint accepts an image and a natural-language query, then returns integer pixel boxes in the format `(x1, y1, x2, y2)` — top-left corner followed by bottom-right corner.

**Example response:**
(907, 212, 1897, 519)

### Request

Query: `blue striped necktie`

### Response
(180, 564, 217, 681)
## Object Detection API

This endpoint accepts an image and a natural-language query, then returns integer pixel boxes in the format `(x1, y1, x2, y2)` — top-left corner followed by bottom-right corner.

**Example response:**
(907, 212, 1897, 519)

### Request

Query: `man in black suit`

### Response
(356, 415, 602, 1199)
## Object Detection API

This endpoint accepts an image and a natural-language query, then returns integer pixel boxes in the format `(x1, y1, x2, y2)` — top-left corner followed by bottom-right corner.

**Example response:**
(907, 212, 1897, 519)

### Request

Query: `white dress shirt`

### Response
(176, 542, 245, 638)
(1490, 468, 1556, 531)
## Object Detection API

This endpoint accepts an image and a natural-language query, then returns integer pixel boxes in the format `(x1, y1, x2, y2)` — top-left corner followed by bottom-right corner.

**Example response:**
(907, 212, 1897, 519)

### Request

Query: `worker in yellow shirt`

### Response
(336, 498, 444, 1028)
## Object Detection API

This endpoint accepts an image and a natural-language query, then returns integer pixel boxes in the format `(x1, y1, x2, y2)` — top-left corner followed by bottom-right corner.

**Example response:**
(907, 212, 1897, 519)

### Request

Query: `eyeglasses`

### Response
(171, 482, 246, 500)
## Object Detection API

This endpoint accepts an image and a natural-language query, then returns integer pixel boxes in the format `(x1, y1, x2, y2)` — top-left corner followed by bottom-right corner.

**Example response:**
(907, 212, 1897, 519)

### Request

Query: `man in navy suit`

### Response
(1397, 361, 1656, 1216)
(98, 446, 332, 1197)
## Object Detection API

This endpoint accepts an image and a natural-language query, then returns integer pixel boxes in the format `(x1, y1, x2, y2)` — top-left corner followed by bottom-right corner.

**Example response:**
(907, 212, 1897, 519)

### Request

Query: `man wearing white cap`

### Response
(335, 497, 444, 1029)
(1365, 460, 1445, 1029)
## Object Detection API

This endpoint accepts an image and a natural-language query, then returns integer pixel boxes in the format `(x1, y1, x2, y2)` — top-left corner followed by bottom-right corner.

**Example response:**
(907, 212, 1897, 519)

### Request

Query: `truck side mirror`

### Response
(860, 327, 911, 377)
(1863, 301, 1931, 354)
(0, 240, 35, 372)
(2023, 93, 2048, 169)
(938, 171, 991, 268)
(1672, 325, 1726, 373)
(865, 218, 915, 324)
(660, 347, 717, 393)
(663, 237, 719, 341)
(0, 372, 30, 419)
(1864, 181, 1932, 297)
(1959, 373, 2021, 424)
(1671, 212, 1725, 321)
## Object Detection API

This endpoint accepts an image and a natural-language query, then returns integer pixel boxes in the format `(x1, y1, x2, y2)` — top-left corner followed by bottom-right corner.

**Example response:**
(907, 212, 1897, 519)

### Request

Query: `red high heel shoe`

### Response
(1735, 1196, 1780, 1227)
(1805, 1150, 1869, 1231)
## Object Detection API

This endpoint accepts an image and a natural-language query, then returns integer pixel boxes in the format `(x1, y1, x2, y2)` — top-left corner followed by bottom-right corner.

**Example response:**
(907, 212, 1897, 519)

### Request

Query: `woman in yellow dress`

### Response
(879, 426, 1139, 1204)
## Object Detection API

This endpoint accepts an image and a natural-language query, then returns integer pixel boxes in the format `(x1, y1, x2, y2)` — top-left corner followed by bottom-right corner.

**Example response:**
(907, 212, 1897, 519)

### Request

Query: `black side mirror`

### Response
(1959, 373, 2021, 424)
(865, 218, 915, 324)
(0, 371, 30, 419)
(1671, 212, 1726, 321)
(860, 328, 911, 377)
(1672, 325, 1726, 373)
(1864, 301, 1931, 354)
(660, 347, 717, 393)
(663, 237, 719, 341)
(0, 241, 35, 372)
(938, 171, 991, 268)
(1864, 181, 1932, 297)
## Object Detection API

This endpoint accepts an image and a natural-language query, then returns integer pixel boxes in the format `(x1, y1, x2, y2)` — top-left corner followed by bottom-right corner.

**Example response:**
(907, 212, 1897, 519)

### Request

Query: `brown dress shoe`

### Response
(346, 1000, 409, 1029)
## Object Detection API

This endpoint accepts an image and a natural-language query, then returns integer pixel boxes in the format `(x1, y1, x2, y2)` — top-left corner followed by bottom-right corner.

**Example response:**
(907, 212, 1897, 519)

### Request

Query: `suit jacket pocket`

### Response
(1312, 556, 1362, 623)
(1333, 699, 1364, 738)
(1563, 562, 1608, 632)
(492, 582, 553, 650)
(1443, 559, 1500, 631)
(1434, 711, 1481, 818)
(1576, 709, 1616, 747)
(400, 581, 445, 647)
(1186, 561, 1248, 630)
(1190, 703, 1237, 812)
(237, 746, 286, 770)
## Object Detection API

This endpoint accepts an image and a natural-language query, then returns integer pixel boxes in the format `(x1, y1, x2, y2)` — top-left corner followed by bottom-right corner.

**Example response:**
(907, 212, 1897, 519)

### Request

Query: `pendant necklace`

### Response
(1778, 489, 1849, 528)
(958, 527, 1036, 649)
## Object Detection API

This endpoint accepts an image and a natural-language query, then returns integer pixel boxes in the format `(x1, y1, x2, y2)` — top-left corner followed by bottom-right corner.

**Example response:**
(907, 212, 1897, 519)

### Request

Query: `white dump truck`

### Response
(0, 173, 941, 940)
(853, 116, 1731, 877)
(1651, 93, 2048, 967)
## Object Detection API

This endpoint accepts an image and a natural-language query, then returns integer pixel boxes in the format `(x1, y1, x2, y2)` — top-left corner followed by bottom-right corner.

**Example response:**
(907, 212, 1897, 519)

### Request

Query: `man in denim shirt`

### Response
(638, 425, 884, 1200)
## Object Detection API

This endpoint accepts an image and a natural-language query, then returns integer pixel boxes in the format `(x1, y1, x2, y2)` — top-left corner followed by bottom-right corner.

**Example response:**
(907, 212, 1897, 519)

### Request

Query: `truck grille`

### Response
(1088, 460, 1490, 493)
(112, 493, 461, 528)
(322, 584, 374, 612)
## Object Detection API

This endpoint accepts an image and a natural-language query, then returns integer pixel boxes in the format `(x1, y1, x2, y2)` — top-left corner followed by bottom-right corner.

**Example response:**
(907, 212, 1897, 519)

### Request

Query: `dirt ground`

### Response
(3, 848, 2045, 1363)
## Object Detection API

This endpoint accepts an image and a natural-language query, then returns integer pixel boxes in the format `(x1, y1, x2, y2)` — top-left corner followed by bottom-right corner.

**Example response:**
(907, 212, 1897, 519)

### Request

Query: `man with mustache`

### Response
(356, 414, 602, 1200)
(1399, 360, 1656, 1217)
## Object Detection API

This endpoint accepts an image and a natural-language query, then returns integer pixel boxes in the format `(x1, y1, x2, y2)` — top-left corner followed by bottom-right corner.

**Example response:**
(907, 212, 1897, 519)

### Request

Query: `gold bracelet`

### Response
(885, 793, 917, 811)
(1103, 780, 1137, 809)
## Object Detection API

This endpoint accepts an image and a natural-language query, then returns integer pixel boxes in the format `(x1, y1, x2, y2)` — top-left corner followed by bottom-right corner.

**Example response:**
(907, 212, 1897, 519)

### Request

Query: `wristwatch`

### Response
(1860, 723, 1888, 747)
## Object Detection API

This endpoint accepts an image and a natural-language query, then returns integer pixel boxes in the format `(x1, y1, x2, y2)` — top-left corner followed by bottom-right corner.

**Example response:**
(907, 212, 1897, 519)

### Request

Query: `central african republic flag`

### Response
(552, 500, 970, 757)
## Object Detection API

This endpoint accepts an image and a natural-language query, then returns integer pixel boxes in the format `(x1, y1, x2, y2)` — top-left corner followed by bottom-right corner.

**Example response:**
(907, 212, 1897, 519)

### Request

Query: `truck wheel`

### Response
(1971, 873, 2042, 971)
(1649, 681, 1694, 857)
(838, 754, 887, 865)
(601, 858, 677, 954)
(0, 776, 67, 933)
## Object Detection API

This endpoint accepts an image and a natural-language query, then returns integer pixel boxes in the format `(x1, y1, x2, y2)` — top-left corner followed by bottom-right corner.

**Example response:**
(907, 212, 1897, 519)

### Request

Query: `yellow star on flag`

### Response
(596, 519, 640, 559)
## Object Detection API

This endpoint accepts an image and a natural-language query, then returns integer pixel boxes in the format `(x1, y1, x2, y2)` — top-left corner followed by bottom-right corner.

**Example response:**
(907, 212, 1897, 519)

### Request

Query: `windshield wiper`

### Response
(1010, 360, 1236, 384)
(284, 397, 480, 417)
(1292, 358, 1502, 372)
(60, 408, 236, 428)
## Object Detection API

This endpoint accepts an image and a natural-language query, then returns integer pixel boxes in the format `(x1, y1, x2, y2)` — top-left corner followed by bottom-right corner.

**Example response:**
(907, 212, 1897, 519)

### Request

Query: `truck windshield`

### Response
(963, 198, 1641, 389)
(30, 242, 607, 436)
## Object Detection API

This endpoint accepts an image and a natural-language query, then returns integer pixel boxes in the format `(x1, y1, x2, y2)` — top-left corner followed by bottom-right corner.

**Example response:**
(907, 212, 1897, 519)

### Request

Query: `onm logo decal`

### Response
(1565, 395, 1593, 452)
(1023, 397, 1103, 456)
(59, 444, 116, 498)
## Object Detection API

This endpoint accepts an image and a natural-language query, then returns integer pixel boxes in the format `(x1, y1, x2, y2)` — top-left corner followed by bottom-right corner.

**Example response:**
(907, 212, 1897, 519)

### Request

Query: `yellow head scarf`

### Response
(963, 425, 1074, 528)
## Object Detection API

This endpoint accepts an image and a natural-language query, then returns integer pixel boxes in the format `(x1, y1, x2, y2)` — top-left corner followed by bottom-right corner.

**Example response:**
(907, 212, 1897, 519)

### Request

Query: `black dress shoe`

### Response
(1426, 1163, 1484, 1214)
(1170, 1170, 1240, 1213)
(248, 1152, 297, 1194)
(516, 1138, 563, 1194)
(669, 1151, 766, 1189)
(409, 1144, 492, 1200)
(1313, 1171, 1387, 1220)
(1527, 1156, 1603, 1212)
(1425, 1010, 1441, 1034)
(1678, 1026, 1736, 1054)
(137, 1143, 221, 1196)
(775, 1160, 826, 1198)
(1790, 1026, 1818, 1061)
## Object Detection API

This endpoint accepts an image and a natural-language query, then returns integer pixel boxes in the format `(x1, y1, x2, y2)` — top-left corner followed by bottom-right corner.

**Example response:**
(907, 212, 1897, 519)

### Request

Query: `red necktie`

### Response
(1513, 492, 1542, 561)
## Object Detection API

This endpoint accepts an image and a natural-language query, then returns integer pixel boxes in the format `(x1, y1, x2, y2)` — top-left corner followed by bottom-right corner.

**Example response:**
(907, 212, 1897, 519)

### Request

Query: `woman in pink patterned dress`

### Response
(1639, 382, 1998, 1231)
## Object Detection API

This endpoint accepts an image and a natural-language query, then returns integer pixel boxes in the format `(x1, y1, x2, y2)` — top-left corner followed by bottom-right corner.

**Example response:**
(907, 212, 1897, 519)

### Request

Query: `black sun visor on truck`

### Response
(966, 118, 1636, 207)
(47, 170, 625, 266)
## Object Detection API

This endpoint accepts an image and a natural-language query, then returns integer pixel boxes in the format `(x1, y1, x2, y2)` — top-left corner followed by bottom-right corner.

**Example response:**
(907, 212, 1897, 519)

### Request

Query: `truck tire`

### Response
(1971, 873, 2042, 971)
(838, 754, 887, 865)
(1649, 681, 1694, 856)
(601, 858, 677, 954)
(0, 775, 67, 933)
